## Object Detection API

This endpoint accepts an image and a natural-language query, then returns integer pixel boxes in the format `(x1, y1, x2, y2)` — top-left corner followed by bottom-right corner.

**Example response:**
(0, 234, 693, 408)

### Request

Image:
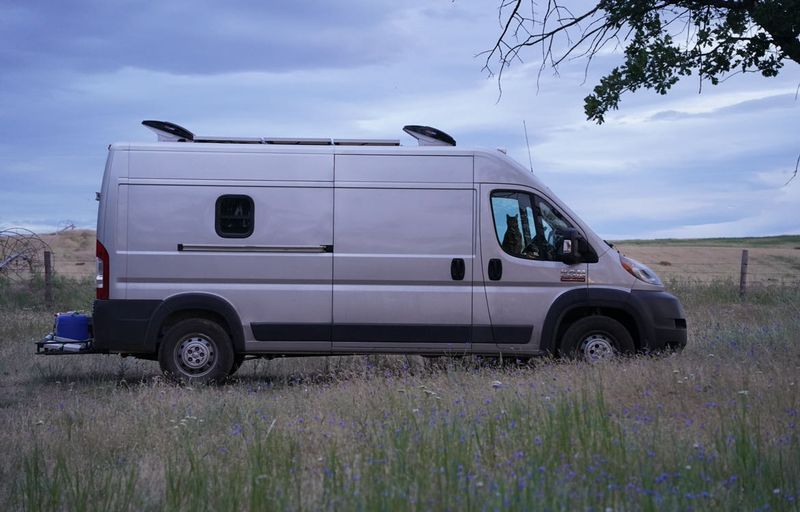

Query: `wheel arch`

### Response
(145, 293, 245, 354)
(540, 288, 651, 355)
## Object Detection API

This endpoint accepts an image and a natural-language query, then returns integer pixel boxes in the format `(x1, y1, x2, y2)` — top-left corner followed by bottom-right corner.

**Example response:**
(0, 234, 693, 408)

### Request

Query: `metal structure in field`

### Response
(0, 228, 52, 282)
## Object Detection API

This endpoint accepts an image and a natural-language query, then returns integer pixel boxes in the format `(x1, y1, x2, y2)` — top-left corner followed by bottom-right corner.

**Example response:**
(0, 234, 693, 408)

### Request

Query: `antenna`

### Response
(523, 120, 534, 173)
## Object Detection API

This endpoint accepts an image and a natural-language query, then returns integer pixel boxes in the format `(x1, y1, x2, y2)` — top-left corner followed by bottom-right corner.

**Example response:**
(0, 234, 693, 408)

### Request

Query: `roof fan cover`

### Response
(142, 120, 194, 142)
(403, 125, 456, 147)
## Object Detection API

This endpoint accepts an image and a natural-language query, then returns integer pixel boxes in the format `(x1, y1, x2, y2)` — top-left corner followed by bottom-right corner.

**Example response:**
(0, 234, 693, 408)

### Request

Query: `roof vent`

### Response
(402, 125, 456, 147)
(142, 120, 194, 142)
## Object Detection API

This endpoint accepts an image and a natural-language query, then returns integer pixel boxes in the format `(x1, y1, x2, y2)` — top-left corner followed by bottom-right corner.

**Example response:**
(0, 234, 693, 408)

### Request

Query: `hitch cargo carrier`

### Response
(36, 311, 103, 355)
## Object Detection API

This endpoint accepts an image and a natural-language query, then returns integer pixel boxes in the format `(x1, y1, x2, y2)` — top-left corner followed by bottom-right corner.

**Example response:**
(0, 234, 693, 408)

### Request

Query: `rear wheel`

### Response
(158, 318, 234, 384)
(559, 316, 635, 363)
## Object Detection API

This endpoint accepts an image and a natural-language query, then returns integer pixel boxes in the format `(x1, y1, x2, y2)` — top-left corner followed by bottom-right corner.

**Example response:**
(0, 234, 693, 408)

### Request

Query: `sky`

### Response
(1, 0, 798, 240)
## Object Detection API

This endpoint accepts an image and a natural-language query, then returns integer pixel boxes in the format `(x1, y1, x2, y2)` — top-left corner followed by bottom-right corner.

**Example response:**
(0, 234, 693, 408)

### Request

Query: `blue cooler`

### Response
(54, 312, 91, 341)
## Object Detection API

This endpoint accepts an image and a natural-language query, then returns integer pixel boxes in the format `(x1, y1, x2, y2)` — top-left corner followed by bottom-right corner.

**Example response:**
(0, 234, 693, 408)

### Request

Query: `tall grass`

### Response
(0, 276, 94, 312)
(1, 279, 798, 511)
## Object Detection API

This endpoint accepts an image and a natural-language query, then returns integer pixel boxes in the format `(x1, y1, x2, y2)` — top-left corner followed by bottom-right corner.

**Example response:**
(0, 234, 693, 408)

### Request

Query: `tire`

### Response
(158, 318, 234, 384)
(559, 316, 635, 362)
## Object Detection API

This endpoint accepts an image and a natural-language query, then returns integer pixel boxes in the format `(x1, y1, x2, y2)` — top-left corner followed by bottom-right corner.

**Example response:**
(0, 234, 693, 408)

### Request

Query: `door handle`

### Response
(450, 258, 465, 281)
(488, 258, 502, 281)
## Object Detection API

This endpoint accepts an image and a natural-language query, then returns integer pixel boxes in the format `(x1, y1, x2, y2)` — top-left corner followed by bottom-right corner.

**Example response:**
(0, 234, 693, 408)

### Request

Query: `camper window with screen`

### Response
(491, 190, 572, 261)
(215, 195, 254, 238)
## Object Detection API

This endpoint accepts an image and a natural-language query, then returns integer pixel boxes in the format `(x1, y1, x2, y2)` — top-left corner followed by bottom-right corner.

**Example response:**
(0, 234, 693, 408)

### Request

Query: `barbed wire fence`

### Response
(639, 249, 800, 294)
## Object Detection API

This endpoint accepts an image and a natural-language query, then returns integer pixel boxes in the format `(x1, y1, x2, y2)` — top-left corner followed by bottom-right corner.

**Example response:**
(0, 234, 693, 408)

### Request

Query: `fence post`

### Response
(739, 249, 748, 297)
(44, 250, 53, 308)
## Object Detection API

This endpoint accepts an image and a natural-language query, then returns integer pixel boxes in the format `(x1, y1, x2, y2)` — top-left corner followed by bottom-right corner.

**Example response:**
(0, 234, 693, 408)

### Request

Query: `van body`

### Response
(91, 122, 686, 382)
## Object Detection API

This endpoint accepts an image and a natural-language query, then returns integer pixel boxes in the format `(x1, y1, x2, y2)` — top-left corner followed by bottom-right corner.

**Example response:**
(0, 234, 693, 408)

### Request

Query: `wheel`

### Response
(158, 318, 234, 384)
(559, 316, 635, 362)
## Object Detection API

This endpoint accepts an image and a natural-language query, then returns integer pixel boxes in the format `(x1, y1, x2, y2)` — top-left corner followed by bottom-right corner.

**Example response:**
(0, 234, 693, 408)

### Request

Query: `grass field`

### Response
(1, 289, 799, 510)
(1, 238, 799, 510)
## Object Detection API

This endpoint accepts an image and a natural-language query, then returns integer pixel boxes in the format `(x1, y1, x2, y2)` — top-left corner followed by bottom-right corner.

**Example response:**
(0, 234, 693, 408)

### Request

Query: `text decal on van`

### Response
(560, 269, 587, 282)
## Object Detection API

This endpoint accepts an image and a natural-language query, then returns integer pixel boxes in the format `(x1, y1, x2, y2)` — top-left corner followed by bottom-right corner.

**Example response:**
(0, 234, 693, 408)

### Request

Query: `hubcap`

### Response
(580, 333, 615, 362)
(175, 334, 216, 376)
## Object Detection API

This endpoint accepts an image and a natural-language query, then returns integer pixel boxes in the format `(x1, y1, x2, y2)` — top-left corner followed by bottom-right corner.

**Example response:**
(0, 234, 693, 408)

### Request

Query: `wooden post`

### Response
(739, 249, 748, 297)
(44, 250, 53, 308)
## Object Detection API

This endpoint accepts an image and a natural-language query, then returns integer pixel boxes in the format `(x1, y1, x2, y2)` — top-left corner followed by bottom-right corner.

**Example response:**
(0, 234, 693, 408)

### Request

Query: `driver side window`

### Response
(490, 190, 573, 261)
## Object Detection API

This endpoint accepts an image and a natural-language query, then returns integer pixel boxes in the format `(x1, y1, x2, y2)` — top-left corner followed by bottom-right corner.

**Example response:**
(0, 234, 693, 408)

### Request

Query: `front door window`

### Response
(490, 190, 573, 261)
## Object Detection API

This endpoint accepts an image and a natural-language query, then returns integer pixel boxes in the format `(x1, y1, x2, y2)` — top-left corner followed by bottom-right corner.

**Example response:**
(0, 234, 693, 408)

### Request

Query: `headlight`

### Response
(620, 255, 662, 286)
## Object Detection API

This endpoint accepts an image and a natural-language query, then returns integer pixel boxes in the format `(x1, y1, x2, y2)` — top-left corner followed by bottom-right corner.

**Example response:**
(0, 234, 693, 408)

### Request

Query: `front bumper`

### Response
(631, 290, 687, 351)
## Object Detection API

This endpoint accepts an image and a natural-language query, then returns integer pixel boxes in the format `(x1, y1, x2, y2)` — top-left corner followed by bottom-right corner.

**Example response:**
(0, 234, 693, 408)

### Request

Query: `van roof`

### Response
(141, 120, 457, 148)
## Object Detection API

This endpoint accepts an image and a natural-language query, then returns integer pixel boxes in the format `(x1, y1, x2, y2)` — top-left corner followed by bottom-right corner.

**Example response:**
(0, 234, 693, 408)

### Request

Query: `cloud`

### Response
(1, 1, 410, 75)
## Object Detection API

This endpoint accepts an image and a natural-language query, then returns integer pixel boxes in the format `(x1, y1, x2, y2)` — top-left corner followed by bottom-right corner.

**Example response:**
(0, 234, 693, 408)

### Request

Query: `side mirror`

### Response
(559, 228, 581, 265)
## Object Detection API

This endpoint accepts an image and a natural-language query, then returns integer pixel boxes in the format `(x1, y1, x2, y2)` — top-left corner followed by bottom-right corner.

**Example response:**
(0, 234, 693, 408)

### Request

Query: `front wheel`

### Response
(158, 318, 234, 384)
(559, 316, 635, 363)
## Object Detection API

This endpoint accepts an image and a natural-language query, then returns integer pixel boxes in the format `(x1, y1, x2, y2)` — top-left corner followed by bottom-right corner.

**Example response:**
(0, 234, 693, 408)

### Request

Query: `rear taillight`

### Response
(96, 240, 109, 300)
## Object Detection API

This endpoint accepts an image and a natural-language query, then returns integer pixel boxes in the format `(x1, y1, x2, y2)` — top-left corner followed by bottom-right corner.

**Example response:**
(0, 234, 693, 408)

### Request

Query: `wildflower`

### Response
(492, 380, 503, 389)
(737, 390, 749, 396)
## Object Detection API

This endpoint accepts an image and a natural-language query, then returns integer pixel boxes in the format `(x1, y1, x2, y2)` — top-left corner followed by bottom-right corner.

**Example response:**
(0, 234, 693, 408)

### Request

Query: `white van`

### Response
(85, 120, 686, 383)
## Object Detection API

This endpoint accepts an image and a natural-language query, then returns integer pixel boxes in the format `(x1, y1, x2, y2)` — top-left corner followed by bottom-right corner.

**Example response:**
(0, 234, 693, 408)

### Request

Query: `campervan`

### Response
(41, 121, 687, 383)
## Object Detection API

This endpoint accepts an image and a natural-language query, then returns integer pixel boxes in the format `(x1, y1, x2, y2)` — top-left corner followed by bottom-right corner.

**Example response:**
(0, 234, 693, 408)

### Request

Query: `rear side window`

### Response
(215, 195, 254, 238)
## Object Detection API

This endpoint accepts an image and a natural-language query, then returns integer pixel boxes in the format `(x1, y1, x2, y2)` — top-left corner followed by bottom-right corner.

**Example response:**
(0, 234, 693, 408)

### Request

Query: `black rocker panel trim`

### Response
(252, 324, 470, 343)
(333, 324, 470, 343)
(251, 323, 534, 344)
(251, 323, 331, 342)
(491, 325, 535, 344)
